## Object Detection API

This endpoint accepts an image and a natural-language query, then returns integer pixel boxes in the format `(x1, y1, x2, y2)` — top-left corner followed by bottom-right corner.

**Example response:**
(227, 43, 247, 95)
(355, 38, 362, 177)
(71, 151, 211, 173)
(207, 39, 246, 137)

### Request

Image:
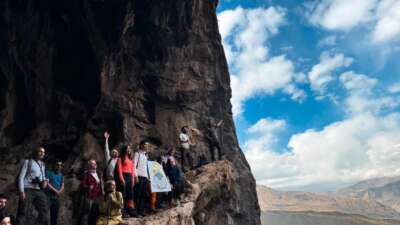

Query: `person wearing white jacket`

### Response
(16, 147, 49, 225)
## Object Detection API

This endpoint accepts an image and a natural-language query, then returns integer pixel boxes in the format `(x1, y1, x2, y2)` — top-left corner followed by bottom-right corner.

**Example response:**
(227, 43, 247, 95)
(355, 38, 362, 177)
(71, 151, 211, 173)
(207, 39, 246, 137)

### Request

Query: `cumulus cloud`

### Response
(306, 0, 376, 31)
(218, 7, 306, 116)
(372, 0, 400, 43)
(245, 71, 400, 191)
(307, 0, 400, 43)
(340, 71, 400, 115)
(246, 113, 400, 191)
(308, 51, 353, 94)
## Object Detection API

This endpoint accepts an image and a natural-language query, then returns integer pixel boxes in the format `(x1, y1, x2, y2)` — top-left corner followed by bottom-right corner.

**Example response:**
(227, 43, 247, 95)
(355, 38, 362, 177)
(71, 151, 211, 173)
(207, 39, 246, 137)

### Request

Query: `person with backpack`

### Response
(134, 141, 150, 217)
(46, 161, 65, 225)
(16, 146, 49, 225)
(76, 159, 102, 225)
(103, 132, 119, 181)
(115, 145, 137, 217)
(96, 180, 123, 225)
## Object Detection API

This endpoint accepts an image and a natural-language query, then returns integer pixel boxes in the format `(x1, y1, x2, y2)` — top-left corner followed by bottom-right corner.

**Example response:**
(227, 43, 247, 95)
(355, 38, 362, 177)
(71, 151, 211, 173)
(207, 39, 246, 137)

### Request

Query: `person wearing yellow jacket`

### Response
(96, 180, 123, 225)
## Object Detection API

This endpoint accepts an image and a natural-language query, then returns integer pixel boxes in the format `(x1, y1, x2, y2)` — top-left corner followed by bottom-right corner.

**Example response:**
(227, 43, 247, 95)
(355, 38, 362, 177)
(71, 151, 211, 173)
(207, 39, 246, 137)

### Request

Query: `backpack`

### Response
(14, 159, 33, 190)
(103, 158, 118, 181)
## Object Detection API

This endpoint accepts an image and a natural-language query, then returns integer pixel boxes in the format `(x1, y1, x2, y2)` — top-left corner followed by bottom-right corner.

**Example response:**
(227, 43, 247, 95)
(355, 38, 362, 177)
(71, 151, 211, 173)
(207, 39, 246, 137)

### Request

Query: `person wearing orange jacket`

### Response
(115, 145, 138, 217)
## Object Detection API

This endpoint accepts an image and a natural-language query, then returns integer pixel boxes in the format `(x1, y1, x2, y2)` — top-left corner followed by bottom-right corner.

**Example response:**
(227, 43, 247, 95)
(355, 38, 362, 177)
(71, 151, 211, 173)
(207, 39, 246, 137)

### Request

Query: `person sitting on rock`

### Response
(46, 161, 65, 225)
(103, 131, 119, 181)
(16, 147, 49, 225)
(76, 159, 102, 225)
(115, 145, 137, 217)
(96, 180, 123, 225)
(133, 141, 150, 217)
(163, 147, 184, 206)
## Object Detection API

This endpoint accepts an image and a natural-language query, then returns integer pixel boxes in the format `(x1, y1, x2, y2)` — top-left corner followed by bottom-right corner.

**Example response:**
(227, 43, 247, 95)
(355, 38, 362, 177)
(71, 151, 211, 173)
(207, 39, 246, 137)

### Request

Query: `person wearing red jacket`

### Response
(116, 145, 138, 217)
(76, 159, 102, 225)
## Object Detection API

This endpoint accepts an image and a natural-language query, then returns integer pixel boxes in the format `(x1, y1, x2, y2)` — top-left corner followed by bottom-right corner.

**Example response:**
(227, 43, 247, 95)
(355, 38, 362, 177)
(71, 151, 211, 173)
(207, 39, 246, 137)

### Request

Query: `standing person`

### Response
(16, 147, 49, 225)
(96, 180, 123, 225)
(163, 147, 184, 206)
(134, 141, 150, 217)
(103, 132, 119, 181)
(179, 126, 194, 171)
(76, 160, 102, 225)
(206, 118, 224, 161)
(115, 145, 137, 217)
(46, 161, 65, 225)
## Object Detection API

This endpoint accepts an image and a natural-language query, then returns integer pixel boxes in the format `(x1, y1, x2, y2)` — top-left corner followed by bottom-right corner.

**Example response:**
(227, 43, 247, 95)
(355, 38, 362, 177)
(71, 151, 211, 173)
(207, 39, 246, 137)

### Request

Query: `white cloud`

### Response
(308, 51, 353, 94)
(245, 71, 400, 191)
(339, 71, 378, 95)
(307, 0, 400, 43)
(307, 0, 377, 31)
(372, 0, 400, 43)
(218, 7, 306, 116)
(340, 71, 399, 115)
(245, 113, 400, 191)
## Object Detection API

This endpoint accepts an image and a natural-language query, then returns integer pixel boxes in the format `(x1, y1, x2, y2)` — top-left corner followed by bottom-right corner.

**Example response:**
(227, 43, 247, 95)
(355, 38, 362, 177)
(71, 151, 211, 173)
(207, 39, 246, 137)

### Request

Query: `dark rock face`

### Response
(0, 0, 260, 224)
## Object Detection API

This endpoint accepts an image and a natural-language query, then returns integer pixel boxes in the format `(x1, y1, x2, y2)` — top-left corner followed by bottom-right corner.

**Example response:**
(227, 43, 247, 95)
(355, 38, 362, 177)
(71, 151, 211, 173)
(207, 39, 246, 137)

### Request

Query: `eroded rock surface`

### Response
(126, 161, 248, 225)
(0, 0, 260, 224)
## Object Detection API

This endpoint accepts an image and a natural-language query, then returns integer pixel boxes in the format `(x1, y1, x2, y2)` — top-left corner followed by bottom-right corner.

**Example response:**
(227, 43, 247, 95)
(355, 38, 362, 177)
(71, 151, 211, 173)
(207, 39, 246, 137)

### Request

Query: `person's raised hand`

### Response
(104, 131, 110, 140)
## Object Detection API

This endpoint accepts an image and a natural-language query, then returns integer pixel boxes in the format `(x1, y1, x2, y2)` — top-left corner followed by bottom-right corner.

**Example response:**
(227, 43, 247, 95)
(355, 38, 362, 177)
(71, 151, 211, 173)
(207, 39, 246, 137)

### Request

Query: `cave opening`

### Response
(52, 15, 101, 117)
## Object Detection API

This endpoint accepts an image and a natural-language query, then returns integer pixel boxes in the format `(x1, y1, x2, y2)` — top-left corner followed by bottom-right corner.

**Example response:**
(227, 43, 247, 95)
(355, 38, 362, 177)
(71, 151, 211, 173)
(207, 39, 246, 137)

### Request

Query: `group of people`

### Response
(3, 123, 222, 225)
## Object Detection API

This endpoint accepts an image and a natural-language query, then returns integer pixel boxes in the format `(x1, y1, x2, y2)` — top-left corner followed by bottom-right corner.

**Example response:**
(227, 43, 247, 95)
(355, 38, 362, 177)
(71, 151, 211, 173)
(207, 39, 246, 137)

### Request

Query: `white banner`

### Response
(148, 161, 172, 193)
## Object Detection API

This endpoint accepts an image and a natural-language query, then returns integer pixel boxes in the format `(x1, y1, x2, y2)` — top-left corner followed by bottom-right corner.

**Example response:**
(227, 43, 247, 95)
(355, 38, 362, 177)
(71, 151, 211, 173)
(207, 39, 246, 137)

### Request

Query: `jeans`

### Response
(48, 195, 60, 225)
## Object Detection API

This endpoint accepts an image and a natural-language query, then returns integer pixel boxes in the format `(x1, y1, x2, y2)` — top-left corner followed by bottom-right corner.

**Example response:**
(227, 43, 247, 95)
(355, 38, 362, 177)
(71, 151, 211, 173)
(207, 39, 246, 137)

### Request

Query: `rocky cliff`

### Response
(0, 0, 260, 224)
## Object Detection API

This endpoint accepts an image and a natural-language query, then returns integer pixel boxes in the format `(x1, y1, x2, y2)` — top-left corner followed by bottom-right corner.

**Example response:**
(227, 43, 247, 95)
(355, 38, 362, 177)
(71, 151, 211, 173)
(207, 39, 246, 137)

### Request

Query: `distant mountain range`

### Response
(258, 176, 400, 225)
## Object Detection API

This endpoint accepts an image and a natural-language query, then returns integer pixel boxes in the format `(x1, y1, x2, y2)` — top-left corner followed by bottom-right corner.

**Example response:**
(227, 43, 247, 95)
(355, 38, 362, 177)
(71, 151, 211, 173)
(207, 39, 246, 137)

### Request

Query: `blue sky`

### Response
(217, 0, 400, 191)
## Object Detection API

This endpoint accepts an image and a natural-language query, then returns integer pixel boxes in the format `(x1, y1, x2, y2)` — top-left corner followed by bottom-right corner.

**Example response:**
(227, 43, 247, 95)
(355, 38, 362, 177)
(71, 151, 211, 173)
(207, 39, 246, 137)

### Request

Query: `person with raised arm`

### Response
(103, 131, 119, 181)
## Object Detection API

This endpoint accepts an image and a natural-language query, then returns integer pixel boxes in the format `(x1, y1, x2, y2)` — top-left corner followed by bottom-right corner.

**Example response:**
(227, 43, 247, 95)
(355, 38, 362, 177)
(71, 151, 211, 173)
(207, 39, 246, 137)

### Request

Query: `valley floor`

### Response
(261, 211, 400, 225)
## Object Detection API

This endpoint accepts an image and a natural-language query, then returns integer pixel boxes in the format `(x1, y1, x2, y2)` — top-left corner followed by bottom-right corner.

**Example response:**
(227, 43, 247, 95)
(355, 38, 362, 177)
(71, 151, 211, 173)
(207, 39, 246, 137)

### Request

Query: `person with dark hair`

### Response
(134, 141, 150, 217)
(179, 126, 192, 171)
(205, 118, 224, 161)
(0, 194, 7, 219)
(163, 147, 184, 206)
(16, 147, 49, 225)
(0, 194, 13, 224)
(46, 161, 65, 225)
(96, 180, 123, 225)
(103, 132, 119, 181)
(76, 159, 102, 225)
(115, 145, 137, 217)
